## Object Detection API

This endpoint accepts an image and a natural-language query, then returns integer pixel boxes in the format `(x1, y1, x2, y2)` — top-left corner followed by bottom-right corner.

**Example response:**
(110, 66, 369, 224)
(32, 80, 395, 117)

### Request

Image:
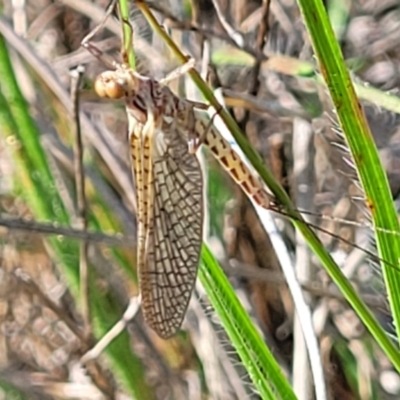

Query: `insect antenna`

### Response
(270, 204, 400, 272)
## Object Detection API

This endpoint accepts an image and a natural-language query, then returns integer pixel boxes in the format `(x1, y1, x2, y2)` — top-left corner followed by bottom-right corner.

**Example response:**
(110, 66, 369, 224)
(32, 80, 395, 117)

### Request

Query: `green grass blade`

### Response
(0, 379, 28, 400)
(118, 0, 136, 68)
(200, 245, 296, 400)
(297, 0, 400, 351)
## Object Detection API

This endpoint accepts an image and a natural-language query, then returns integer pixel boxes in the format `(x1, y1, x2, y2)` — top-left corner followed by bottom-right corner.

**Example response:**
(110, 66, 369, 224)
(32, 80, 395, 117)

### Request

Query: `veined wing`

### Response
(139, 115, 203, 339)
(95, 65, 202, 338)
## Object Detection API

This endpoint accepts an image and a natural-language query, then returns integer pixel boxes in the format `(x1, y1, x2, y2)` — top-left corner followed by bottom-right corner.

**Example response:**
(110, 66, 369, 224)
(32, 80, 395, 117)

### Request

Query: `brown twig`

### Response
(210, 0, 245, 48)
(0, 216, 134, 246)
(246, 0, 271, 99)
(70, 65, 91, 334)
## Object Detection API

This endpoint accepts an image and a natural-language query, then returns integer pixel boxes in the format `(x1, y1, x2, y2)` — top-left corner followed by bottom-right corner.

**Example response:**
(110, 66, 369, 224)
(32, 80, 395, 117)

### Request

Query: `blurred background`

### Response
(0, 0, 400, 399)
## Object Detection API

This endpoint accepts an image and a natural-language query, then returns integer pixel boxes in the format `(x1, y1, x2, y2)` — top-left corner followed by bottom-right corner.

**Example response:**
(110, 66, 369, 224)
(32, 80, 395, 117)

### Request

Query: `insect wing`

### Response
(140, 116, 203, 338)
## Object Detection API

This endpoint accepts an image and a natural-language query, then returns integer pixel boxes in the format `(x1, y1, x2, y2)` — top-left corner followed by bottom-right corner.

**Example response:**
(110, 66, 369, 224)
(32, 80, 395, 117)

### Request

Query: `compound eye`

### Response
(94, 71, 125, 99)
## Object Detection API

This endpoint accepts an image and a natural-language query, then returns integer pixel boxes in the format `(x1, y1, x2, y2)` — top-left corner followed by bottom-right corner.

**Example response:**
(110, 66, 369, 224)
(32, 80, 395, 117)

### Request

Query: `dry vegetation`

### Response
(0, 0, 400, 399)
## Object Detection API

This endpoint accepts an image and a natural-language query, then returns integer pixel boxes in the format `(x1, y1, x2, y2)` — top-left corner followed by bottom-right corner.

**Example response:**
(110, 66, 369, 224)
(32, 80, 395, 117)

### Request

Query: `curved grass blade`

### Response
(297, 0, 400, 359)
(200, 244, 297, 400)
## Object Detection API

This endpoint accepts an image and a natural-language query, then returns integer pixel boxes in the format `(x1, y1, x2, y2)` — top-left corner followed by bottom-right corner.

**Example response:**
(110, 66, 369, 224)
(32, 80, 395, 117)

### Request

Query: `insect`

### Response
(93, 63, 273, 338)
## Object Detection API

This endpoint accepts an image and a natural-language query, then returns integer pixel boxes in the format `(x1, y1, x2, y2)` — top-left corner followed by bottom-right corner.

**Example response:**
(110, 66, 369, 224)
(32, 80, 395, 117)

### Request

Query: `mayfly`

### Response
(77, 0, 273, 340)
(90, 63, 272, 338)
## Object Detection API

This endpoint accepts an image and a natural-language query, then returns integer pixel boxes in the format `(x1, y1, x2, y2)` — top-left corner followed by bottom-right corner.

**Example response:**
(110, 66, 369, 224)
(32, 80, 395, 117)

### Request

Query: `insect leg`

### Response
(160, 57, 197, 85)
